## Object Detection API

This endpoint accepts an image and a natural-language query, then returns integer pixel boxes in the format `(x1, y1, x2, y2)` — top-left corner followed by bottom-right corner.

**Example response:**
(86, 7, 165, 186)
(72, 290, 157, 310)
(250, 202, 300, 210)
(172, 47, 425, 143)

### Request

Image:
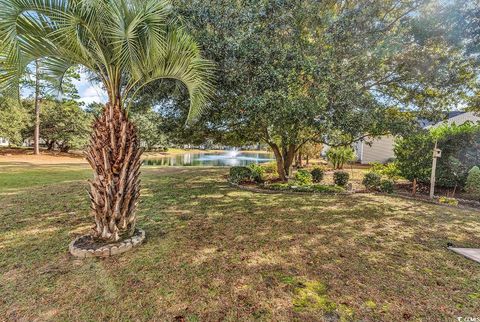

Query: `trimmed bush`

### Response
(380, 179, 394, 194)
(229, 166, 252, 184)
(333, 171, 349, 187)
(370, 162, 401, 181)
(249, 164, 265, 183)
(370, 162, 385, 174)
(261, 162, 278, 175)
(466, 166, 480, 197)
(294, 169, 313, 185)
(362, 172, 382, 191)
(311, 167, 325, 183)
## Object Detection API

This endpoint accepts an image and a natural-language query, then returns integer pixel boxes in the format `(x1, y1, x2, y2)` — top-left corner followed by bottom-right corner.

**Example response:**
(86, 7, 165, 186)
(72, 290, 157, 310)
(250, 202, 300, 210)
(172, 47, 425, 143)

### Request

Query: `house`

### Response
(354, 111, 480, 164)
(0, 137, 9, 147)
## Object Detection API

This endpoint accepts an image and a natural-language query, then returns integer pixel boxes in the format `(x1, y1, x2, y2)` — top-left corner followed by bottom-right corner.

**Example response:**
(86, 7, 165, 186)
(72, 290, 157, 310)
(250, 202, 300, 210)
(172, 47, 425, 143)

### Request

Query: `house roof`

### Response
(424, 111, 480, 129)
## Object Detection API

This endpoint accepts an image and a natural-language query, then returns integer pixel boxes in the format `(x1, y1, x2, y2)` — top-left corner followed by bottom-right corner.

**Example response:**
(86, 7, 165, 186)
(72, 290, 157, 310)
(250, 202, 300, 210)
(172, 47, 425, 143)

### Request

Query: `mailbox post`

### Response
(430, 140, 442, 199)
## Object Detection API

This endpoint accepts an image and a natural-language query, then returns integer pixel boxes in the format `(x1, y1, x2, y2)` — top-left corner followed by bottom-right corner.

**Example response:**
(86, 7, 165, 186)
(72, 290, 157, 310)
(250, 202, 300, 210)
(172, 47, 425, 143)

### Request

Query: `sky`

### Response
(20, 68, 107, 106)
(72, 73, 107, 106)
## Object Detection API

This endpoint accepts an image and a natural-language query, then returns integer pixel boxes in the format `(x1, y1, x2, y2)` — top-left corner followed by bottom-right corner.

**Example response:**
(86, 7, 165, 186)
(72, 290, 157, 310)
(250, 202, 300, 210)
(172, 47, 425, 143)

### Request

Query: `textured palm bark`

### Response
(85, 102, 142, 242)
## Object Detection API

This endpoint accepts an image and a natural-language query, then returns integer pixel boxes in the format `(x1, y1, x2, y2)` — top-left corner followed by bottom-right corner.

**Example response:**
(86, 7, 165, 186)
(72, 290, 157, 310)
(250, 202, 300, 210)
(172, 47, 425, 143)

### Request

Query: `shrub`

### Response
(436, 156, 468, 190)
(382, 162, 401, 181)
(294, 169, 313, 185)
(229, 166, 252, 184)
(261, 162, 278, 175)
(326, 146, 356, 169)
(362, 172, 382, 191)
(394, 131, 434, 184)
(380, 179, 395, 194)
(433, 123, 480, 189)
(311, 167, 325, 183)
(333, 171, 349, 187)
(248, 164, 265, 183)
(395, 124, 480, 190)
(370, 162, 385, 174)
(466, 166, 480, 197)
(438, 196, 459, 206)
(370, 162, 401, 182)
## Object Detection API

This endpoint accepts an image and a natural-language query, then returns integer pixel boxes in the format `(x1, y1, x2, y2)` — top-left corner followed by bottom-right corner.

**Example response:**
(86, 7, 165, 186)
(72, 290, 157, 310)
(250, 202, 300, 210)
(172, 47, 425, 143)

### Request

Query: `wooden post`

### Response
(430, 140, 441, 199)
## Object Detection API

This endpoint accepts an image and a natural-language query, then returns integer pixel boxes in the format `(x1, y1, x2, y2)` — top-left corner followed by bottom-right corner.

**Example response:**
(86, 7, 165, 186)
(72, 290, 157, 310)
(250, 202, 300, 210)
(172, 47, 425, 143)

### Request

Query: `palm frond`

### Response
(0, 0, 214, 121)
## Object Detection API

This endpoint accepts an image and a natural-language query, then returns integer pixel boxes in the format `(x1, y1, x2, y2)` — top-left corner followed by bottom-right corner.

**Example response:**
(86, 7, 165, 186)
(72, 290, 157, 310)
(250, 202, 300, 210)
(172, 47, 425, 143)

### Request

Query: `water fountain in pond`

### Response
(226, 148, 239, 158)
(143, 150, 274, 166)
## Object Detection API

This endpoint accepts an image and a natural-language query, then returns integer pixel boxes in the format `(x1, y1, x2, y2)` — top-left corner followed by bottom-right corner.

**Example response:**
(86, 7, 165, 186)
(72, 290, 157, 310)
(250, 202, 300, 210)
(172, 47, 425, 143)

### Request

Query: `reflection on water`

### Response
(143, 151, 274, 167)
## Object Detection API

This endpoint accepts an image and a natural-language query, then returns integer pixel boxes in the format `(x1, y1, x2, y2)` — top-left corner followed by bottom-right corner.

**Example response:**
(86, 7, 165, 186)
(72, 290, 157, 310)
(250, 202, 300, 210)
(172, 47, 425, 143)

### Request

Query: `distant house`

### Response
(354, 111, 480, 164)
(0, 137, 9, 147)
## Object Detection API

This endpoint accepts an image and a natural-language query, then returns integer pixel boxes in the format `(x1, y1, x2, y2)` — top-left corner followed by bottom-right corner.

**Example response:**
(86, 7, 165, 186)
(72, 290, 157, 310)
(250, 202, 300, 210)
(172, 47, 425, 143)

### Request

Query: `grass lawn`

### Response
(1, 164, 479, 321)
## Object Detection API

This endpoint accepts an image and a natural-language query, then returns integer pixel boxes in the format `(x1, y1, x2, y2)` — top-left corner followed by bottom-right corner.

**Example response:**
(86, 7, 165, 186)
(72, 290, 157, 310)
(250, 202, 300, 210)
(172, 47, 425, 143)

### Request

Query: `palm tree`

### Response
(0, 0, 214, 242)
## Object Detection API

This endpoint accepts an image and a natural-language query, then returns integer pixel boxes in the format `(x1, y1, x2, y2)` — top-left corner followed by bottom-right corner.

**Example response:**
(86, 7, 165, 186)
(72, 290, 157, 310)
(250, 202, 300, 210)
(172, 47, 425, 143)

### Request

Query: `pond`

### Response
(143, 151, 274, 167)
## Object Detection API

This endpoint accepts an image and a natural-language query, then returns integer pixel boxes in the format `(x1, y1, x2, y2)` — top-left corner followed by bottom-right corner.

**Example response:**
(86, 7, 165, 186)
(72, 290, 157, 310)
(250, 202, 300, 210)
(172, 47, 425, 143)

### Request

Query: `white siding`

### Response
(359, 136, 396, 164)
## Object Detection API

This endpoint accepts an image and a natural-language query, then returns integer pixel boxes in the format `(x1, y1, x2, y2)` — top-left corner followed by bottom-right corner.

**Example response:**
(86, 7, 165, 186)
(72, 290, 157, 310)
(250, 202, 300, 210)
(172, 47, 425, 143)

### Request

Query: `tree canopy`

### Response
(141, 0, 477, 179)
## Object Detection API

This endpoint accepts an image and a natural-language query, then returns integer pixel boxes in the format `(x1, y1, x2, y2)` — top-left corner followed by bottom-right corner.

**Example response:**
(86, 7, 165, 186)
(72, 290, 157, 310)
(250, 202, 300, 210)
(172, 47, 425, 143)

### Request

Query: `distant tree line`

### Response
(0, 98, 168, 152)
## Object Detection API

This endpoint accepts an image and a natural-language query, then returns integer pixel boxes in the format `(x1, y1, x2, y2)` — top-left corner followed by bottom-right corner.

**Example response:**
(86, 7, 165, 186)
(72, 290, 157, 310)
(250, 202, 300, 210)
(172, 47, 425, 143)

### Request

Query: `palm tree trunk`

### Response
(85, 101, 142, 242)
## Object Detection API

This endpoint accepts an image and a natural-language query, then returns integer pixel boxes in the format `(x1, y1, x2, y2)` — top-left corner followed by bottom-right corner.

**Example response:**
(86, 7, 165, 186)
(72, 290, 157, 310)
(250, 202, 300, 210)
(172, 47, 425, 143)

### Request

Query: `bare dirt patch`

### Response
(0, 148, 86, 165)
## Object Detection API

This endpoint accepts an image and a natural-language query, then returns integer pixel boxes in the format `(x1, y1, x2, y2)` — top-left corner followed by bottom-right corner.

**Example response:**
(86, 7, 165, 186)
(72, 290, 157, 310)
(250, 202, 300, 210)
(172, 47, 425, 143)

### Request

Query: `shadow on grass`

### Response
(1, 167, 480, 321)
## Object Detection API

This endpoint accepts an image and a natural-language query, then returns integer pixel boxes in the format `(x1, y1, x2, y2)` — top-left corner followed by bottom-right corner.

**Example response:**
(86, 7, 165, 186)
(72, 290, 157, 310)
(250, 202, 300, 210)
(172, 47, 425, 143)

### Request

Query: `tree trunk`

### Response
(85, 102, 142, 242)
(283, 144, 296, 176)
(269, 142, 297, 181)
(34, 60, 41, 155)
(270, 143, 287, 181)
(412, 178, 417, 196)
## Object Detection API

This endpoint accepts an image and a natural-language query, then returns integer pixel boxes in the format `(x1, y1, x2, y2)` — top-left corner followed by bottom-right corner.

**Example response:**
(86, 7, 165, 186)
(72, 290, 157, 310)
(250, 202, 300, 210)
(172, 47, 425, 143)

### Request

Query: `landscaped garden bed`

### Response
(229, 162, 480, 211)
(229, 165, 351, 195)
(231, 181, 347, 194)
(393, 183, 480, 210)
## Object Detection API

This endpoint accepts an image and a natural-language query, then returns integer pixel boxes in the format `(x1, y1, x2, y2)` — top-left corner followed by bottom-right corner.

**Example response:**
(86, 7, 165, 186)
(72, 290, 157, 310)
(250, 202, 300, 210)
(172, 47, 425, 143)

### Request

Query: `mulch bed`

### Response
(230, 182, 351, 195)
(73, 229, 144, 250)
(394, 183, 480, 210)
(74, 234, 122, 249)
(231, 180, 480, 210)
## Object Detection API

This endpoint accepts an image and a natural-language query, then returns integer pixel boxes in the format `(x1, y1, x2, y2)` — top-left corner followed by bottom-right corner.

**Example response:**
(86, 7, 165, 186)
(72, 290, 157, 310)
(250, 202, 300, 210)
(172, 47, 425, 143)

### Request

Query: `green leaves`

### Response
(0, 0, 214, 123)
(167, 0, 476, 151)
(0, 97, 29, 145)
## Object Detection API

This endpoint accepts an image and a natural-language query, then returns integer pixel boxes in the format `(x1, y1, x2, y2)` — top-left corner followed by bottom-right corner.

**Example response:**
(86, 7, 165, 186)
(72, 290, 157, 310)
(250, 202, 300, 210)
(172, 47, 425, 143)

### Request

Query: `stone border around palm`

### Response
(69, 229, 145, 258)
